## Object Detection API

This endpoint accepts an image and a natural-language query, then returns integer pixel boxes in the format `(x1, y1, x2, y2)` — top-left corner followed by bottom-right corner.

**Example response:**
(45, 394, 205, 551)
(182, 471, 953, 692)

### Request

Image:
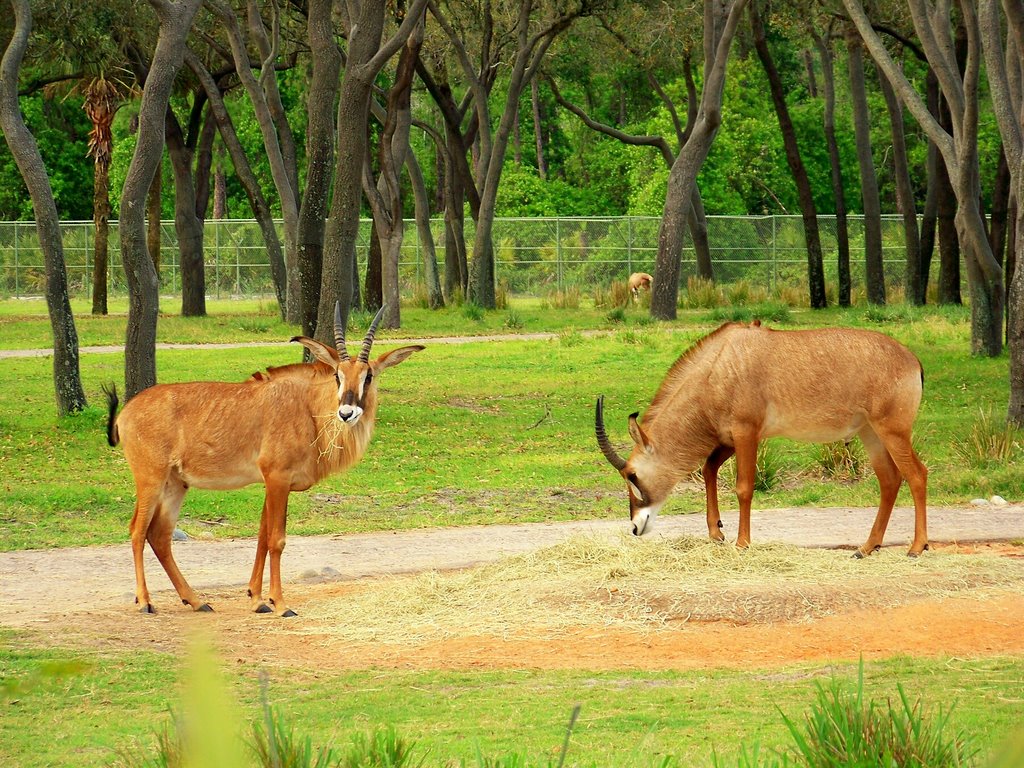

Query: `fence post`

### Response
(14, 221, 19, 299)
(771, 215, 778, 292)
(556, 218, 562, 291)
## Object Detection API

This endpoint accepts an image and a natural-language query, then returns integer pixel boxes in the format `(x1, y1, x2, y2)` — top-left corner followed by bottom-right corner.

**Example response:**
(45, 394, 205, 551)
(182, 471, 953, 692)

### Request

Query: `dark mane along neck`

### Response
(644, 322, 737, 423)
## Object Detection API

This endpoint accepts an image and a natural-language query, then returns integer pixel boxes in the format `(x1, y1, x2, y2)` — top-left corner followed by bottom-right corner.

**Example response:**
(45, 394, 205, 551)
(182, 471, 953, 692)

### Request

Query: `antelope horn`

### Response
(358, 305, 387, 363)
(595, 395, 627, 470)
(334, 301, 350, 361)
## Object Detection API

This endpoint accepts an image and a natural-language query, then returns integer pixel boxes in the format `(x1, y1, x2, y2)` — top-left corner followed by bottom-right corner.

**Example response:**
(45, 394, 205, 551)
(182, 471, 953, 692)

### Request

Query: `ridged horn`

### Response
(595, 395, 627, 471)
(358, 305, 387, 363)
(334, 301, 350, 361)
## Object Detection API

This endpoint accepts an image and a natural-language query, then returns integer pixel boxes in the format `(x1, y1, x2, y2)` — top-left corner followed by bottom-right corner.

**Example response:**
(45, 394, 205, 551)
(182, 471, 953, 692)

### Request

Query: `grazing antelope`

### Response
(627, 272, 653, 303)
(104, 305, 423, 616)
(596, 321, 929, 557)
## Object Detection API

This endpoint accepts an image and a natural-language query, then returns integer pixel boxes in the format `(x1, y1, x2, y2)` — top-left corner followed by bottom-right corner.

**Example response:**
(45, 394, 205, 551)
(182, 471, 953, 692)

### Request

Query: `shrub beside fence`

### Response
(0, 215, 911, 300)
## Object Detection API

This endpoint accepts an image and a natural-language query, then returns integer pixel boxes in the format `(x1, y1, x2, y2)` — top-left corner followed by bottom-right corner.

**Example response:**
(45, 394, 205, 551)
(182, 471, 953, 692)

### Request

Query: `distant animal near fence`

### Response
(0, 214, 914, 301)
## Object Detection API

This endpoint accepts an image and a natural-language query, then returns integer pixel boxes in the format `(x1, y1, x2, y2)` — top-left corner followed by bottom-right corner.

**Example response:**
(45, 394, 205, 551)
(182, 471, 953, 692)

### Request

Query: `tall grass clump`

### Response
(722, 443, 784, 493)
(541, 286, 581, 310)
(593, 281, 633, 308)
(683, 276, 725, 308)
(463, 301, 486, 323)
(780, 664, 976, 768)
(816, 441, 864, 482)
(953, 408, 1021, 468)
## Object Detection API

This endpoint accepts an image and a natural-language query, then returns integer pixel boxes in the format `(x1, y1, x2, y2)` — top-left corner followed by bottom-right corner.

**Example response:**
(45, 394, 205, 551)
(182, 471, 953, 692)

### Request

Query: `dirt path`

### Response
(4, 504, 1024, 671)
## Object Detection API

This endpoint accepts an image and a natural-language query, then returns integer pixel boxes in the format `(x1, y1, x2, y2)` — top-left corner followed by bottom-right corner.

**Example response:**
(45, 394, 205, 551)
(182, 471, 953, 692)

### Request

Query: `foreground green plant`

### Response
(713, 662, 977, 767)
(953, 409, 1021, 469)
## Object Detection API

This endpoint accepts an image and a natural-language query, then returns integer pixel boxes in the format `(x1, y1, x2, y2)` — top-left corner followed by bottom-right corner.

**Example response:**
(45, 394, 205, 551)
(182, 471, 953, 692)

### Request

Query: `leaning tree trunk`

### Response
(651, 0, 749, 319)
(814, 31, 851, 307)
(296, 0, 341, 337)
(407, 149, 444, 308)
(165, 110, 206, 317)
(847, 28, 885, 305)
(751, 0, 826, 309)
(185, 51, 287, 321)
(688, 187, 714, 281)
(92, 156, 111, 315)
(0, 0, 87, 416)
(878, 69, 923, 304)
(120, 0, 203, 399)
(318, 0, 427, 343)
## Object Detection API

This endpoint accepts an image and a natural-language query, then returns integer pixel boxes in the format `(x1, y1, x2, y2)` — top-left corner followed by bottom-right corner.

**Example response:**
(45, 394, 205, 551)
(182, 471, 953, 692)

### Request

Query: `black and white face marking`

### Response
(625, 471, 664, 537)
(335, 366, 374, 424)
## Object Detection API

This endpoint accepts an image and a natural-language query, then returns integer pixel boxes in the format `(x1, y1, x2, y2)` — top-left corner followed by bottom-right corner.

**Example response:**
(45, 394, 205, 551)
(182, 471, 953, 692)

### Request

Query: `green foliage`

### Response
(0, 93, 93, 220)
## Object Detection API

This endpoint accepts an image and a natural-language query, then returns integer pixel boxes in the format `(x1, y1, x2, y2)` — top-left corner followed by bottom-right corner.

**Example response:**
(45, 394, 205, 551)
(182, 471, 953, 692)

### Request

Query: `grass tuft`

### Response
(816, 441, 864, 482)
(953, 408, 1021, 468)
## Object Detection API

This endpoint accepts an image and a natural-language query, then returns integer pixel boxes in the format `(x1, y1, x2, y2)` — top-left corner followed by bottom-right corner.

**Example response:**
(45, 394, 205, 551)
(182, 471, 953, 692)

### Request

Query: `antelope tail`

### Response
(102, 383, 120, 447)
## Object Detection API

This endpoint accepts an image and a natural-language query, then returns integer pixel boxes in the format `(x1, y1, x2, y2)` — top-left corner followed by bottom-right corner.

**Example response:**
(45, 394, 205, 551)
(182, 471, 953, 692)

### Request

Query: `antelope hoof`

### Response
(197, 603, 214, 613)
(281, 608, 298, 618)
(139, 603, 156, 614)
(254, 603, 273, 614)
(852, 550, 865, 560)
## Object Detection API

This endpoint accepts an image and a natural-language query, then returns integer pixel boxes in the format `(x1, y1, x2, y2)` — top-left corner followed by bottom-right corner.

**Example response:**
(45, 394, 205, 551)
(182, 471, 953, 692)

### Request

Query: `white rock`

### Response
(990, 495, 1009, 507)
(970, 498, 990, 507)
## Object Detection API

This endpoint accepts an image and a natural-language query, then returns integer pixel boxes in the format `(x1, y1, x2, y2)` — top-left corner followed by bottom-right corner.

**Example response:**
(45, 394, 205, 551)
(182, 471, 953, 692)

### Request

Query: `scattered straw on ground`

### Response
(297, 535, 1024, 644)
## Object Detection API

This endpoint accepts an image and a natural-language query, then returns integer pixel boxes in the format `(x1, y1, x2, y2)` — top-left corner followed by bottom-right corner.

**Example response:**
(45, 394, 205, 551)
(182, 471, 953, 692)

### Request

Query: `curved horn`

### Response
(358, 305, 387, 363)
(595, 396, 627, 471)
(334, 301, 350, 361)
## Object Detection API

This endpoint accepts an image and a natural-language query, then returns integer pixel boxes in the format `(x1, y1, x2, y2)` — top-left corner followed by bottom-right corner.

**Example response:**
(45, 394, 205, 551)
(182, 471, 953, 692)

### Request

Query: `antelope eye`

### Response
(334, 372, 341, 385)
(364, 371, 373, 388)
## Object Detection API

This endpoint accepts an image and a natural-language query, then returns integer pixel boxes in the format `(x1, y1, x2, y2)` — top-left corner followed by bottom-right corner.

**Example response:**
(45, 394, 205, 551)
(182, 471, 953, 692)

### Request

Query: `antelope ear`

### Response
(373, 344, 425, 372)
(291, 336, 340, 367)
(628, 412, 653, 453)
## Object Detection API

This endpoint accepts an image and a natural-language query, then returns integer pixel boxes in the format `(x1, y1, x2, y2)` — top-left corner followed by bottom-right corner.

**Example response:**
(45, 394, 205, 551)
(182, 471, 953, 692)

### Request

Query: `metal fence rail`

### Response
(0, 215, 912, 300)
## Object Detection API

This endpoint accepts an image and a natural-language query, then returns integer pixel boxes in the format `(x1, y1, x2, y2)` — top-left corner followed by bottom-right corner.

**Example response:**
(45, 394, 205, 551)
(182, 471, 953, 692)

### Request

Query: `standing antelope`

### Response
(104, 305, 423, 616)
(627, 272, 653, 303)
(596, 321, 929, 557)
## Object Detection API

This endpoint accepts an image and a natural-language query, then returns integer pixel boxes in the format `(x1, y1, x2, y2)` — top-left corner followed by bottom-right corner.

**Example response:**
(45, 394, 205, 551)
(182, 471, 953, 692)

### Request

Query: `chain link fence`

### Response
(0, 215, 912, 300)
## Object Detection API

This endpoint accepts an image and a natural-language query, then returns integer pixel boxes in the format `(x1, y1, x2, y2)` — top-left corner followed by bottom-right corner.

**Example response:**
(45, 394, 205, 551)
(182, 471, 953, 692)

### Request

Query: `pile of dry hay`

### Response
(300, 535, 1024, 643)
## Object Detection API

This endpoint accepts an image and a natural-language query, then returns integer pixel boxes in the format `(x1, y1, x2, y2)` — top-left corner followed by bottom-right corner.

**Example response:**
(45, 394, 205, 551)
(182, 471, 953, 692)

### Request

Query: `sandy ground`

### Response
(3, 504, 1024, 671)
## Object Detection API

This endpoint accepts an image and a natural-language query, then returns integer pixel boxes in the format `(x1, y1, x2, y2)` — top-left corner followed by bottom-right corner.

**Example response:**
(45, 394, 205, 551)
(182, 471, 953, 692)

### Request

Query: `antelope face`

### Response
(334, 361, 374, 425)
(292, 304, 424, 429)
(595, 396, 671, 537)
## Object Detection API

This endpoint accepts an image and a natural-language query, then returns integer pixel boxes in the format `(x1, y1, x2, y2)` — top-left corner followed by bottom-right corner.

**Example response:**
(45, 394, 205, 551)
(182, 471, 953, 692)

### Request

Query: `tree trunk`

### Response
(1009, 202, 1024, 424)
(936, 142, 962, 303)
(651, 0, 749, 319)
(147, 160, 162, 277)
(0, 0, 87, 415)
(318, 0, 427, 342)
(688, 187, 714, 280)
(532, 77, 547, 179)
(990, 147, 1011, 267)
(814, 31, 851, 307)
(364, 220, 383, 313)
(165, 109, 206, 317)
(878, 67, 923, 304)
(296, 0, 341, 337)
(751, 1, 826, 309)
(185, 51, 287, 321)
(120, 0, 202, 398)
(407, 149, 444, 308)
(846, 27, 885, 305)
(92, 156, 111, 315)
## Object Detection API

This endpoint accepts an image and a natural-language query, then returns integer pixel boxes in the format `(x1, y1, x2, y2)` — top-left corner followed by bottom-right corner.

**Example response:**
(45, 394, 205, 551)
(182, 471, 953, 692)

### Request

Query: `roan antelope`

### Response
(595, 321, 928, 557)
(627, 272, 653, 303)
(104, 305, 423, 616)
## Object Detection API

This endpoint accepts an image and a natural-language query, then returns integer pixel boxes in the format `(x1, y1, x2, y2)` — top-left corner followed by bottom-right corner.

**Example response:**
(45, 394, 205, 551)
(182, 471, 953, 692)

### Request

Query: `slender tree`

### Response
(750, 0, 826, 308)
(0, 0, 87, 415)
(120, 0, 203, 398)
(651, 0, 749, 319)
(980, 0, 1024, 422)
(844, 0, 1003, 354)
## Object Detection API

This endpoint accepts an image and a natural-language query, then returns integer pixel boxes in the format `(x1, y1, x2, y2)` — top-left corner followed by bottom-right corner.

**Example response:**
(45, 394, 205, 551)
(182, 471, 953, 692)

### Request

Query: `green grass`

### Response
(0, 298, 1018, 551)
(3, 637, 1023, 767)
